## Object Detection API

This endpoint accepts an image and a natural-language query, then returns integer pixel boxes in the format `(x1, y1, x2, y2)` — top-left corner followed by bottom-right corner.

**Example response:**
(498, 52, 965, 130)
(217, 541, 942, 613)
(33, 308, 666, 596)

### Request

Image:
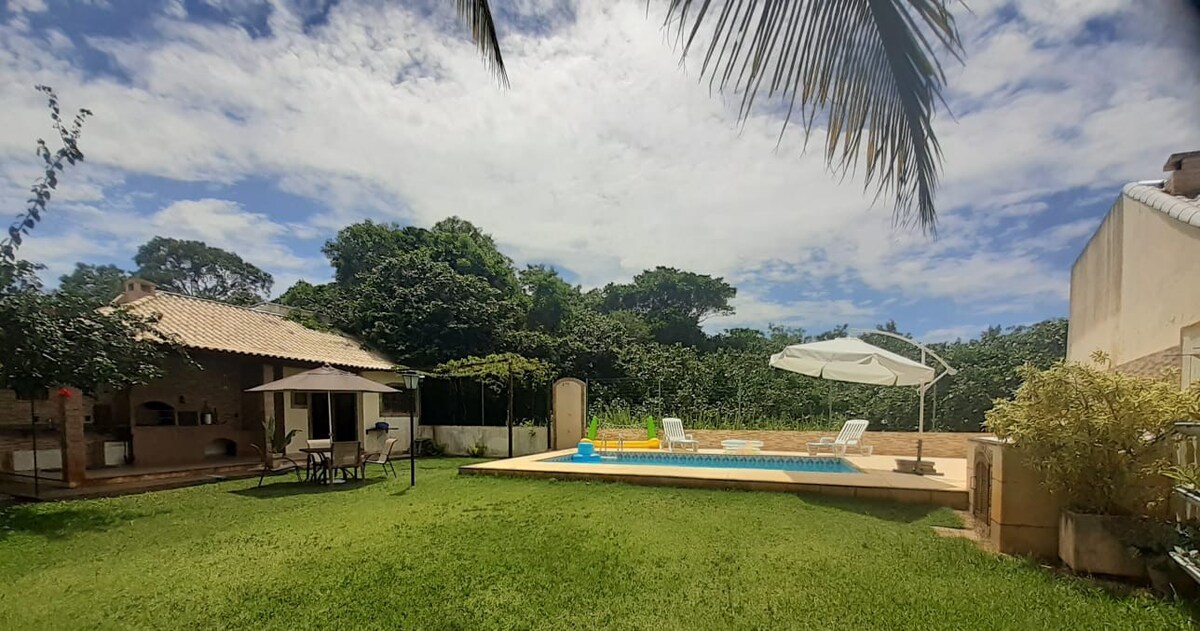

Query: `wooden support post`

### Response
(57, 387, 87, 488)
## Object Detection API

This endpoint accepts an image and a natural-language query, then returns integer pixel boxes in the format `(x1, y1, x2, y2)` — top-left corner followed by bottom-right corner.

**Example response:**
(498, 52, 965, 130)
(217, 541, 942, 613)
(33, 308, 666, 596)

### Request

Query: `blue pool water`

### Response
(542, 451, 859, 473)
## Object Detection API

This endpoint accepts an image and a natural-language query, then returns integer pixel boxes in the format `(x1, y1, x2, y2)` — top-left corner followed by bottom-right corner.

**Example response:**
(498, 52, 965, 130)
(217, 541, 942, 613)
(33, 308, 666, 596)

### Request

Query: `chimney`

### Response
(115, 278, 156, 304)
(1163, 150, 1200, 198)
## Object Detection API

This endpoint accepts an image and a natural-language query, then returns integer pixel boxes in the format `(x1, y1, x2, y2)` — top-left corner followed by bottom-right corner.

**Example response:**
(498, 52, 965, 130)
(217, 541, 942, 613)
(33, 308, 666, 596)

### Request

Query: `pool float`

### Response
(587, 438, 661, 450)
(584, 416, 661, 450)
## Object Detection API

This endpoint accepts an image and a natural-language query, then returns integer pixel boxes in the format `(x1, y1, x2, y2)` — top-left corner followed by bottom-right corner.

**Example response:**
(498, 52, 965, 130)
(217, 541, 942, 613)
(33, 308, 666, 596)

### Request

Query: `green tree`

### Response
(599, 267, 735, 345)
(933, 319, 1069, 431)
(452, 1, 961, 231)
(519, 264, 579, 332)
(322, 221, 427, 286)
(0, 261, 176, 398)
(428, 217, 518, 295)
(276, 280, 342, 331)
(133, 237, 273, 305)
(57, 263, 127, 305)
(343, 253, 519, 365)
(324, 218, 518, 294)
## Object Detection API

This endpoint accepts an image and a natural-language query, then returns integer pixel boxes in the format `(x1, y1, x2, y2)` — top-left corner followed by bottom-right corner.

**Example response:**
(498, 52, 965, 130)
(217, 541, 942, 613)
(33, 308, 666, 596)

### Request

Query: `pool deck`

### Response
(460, 449, 968, 509)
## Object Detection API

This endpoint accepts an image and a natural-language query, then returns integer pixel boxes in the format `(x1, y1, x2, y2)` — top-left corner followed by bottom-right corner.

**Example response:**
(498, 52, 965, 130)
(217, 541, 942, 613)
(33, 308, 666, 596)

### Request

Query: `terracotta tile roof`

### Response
(120, 291, 396, 371)
(1123, 182, 1200, 229)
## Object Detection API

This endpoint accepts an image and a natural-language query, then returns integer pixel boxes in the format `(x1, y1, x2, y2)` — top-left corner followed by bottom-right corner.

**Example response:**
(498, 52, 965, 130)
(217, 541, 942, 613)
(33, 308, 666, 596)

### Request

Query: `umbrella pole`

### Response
(917, 349, 927, 470)
(327, 390, 334, 441)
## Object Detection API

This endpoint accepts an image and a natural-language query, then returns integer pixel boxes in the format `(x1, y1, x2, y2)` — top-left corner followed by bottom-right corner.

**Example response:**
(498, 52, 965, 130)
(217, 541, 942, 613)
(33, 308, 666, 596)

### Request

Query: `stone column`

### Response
(57, 387, 87, 488)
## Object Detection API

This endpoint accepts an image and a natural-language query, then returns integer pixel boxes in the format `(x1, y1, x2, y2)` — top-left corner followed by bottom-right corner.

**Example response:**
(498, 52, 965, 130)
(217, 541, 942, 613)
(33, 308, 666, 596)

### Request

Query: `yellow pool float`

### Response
(587, 438, 660, 450)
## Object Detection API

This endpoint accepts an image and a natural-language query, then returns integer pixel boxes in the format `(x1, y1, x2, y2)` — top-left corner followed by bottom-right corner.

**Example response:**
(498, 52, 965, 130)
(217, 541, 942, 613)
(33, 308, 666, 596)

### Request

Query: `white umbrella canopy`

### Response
(769, 337, 935, 386)
(247, 365, 400, 393)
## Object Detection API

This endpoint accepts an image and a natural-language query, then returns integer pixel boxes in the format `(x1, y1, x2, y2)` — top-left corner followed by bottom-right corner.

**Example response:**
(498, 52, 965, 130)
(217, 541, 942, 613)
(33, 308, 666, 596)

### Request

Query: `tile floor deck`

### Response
(460, 448, 969, 509)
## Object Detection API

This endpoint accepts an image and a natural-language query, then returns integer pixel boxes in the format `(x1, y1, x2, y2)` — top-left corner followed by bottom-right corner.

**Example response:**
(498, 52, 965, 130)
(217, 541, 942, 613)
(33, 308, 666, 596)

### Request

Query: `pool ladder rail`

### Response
(598, 435, 624, 460)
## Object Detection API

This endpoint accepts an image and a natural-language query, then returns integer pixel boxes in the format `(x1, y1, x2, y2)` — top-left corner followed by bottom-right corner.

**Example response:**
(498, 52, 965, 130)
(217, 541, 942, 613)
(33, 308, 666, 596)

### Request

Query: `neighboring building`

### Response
(1068, 151, 1200, 386)
(0, 279, 412, 493)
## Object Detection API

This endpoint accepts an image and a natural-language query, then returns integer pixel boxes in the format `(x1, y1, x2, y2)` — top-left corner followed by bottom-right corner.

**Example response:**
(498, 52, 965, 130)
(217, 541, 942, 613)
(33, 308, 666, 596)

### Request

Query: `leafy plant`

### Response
(466, 440, 489, 458)
(262, 416, 298, 454)
(986, 352, 1200, 515)
(2, 86, 92, 264)
(1164, 463, 1200, 490)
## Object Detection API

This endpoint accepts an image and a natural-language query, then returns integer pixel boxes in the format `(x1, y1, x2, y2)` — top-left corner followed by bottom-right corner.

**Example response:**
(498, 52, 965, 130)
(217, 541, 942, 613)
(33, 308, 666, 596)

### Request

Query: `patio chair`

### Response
(325, 441, 362, 482)
(304, 439, 332, 482)
(249, 444, 302, 487)
(362, 438, 400, 479)
(661, 418, 699, 453)
(807, 420, 870, 457)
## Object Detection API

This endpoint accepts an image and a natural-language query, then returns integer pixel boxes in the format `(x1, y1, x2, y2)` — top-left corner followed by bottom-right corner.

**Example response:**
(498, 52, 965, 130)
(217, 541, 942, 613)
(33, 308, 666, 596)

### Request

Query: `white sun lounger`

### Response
(807, 419, 870, 457)
(661, 418, 699, 452)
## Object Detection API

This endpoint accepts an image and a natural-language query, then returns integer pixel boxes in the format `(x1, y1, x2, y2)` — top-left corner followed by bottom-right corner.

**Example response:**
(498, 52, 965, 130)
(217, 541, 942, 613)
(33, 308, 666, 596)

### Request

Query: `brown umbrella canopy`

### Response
(247, 365, 400, 393)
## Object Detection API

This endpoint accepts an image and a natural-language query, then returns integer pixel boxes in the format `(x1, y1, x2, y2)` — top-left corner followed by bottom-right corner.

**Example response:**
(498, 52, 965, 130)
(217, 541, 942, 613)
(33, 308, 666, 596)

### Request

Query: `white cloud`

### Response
(0, 0, 1196, 325)
(709, 291, 877, 332)
(5, 0, 48, 14)
(23, 197, 323, 292)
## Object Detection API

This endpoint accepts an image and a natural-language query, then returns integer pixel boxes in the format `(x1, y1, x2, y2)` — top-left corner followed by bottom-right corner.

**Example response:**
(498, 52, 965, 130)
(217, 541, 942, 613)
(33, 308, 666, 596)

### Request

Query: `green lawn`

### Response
(0, 459, 1193, 630)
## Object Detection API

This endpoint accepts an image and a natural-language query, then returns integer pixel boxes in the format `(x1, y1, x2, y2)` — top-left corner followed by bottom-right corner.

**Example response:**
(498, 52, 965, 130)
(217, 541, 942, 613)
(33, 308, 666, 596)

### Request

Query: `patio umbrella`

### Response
(768, 337, 937, 429)
(770, 336, 957, 475)
(769, 337, 934, 387)
(247, 365, 399, 442)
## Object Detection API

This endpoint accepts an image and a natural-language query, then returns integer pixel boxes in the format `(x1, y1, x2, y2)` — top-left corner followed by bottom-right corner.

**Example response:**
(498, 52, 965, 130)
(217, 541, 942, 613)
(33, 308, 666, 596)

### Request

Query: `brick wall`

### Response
(128, 353, 259, 430)
(0, 390, 94, 427)
(596, 429, 989, 458)
(127, 352, 272, 465)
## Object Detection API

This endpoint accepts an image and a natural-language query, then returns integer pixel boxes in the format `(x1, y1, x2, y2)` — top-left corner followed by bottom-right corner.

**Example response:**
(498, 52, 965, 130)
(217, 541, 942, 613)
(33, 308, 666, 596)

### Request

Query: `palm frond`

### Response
(664, 0, 962, 232)
(454, 0, 509, 87)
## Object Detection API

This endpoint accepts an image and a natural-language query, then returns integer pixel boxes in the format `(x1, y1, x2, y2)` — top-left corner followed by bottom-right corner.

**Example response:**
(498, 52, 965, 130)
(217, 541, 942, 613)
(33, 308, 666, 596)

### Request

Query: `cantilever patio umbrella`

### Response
(247, 365, 402, 480)
(769, 336, 951, 435)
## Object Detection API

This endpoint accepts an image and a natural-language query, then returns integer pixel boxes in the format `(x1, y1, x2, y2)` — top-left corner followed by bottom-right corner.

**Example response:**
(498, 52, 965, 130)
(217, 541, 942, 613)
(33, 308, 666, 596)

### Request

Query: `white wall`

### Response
(1069, 193, 1200, 368)
(430, 425, 548, 457)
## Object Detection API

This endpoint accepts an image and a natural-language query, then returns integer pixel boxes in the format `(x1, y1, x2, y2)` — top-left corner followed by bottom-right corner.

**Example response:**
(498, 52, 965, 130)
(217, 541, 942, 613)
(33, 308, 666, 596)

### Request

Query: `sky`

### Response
(1, 0, 1198, 343)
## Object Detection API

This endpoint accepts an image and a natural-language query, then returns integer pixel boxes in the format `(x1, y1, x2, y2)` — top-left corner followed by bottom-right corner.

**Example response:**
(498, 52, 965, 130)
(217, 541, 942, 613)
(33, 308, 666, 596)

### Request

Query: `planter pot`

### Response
(1149, 555, 1200, 598)
(1058, 511, 1147, 579)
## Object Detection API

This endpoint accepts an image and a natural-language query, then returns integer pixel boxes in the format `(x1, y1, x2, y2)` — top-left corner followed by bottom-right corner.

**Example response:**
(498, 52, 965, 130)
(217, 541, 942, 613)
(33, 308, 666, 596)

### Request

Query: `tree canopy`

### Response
(598, 267, 735, 345)
(270, 215, 1067, 431)
(57, 263, 126, 305)
(133, 236, 273, 305)
(0, 260, 176, 397)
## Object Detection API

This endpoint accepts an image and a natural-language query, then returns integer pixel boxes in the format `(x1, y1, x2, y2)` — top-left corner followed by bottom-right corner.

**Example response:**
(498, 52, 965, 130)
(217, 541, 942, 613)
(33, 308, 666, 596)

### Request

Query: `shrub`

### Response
(985, 353, 1200, 516)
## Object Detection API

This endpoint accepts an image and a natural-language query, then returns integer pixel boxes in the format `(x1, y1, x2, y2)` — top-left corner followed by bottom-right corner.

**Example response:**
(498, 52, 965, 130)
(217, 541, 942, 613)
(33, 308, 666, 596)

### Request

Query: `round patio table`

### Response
(299, 446, 341, 484)
(720, 439, 764, 454)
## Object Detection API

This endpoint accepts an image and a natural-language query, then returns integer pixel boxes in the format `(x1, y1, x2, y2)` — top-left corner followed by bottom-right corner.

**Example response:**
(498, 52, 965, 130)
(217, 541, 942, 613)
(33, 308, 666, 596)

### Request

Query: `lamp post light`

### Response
(400, 370, 424, 487)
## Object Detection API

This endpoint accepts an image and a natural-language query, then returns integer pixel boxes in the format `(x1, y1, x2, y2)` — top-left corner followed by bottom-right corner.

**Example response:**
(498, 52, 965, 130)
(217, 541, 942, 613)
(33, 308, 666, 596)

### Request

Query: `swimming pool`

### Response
(541, 451, 860, 473)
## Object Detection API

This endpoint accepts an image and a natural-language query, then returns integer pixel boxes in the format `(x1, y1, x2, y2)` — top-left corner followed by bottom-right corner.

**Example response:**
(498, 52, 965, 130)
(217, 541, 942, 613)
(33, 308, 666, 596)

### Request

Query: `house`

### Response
(0, 279, 414, 494)
(1068, 151, 1200, 386)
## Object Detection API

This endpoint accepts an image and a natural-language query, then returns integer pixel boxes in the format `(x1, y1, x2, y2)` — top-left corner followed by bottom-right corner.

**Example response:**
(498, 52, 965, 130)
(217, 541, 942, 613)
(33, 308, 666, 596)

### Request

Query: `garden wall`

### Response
(596, 429, 989, 458)
(430, 425, 548, 458)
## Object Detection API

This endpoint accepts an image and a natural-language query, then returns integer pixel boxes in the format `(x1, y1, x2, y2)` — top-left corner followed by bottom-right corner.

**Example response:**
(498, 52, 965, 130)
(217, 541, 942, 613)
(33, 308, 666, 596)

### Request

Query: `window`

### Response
(291, 392, 309, 408)
(380, 384, 410, 416)
(136, 401, 176, 426)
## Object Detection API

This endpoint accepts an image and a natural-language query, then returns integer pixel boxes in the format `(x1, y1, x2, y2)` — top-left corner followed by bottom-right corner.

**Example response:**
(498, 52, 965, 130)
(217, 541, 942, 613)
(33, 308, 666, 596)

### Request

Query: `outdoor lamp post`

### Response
(400, 370, 424, 486)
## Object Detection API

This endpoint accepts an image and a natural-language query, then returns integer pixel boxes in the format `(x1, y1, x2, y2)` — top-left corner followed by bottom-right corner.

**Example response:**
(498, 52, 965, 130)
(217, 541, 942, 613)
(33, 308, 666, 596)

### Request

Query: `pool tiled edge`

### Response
(459, 449, 969, 509)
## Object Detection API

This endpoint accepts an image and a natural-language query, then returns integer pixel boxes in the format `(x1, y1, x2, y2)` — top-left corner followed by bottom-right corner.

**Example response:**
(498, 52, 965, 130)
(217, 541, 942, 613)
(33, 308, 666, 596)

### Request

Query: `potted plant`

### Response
(261, 416, 298, 460)
(1163, 462, 1200, 591)
(986, 352, 1200, 579)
